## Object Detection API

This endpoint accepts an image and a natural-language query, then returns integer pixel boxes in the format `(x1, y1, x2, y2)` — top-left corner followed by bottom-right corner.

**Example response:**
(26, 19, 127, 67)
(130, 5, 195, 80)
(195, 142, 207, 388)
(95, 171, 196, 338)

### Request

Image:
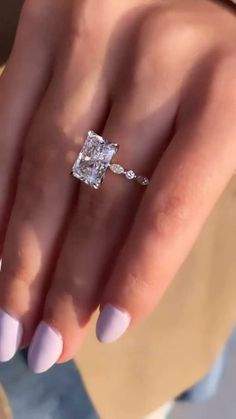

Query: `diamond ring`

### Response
(71, 131, 150, 189)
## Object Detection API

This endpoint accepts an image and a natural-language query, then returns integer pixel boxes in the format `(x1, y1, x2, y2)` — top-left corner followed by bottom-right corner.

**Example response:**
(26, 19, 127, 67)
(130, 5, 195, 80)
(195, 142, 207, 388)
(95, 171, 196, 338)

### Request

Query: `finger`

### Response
(28, 63, 181, 373)
(96, 60, 236, 343)
(0, 26, 109, 362)
(0, 0, 64, 253)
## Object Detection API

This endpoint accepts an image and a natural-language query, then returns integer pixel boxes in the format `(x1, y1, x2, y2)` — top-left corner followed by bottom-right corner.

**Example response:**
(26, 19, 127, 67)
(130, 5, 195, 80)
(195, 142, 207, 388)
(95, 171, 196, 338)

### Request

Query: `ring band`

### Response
(71, 131, 150, 189)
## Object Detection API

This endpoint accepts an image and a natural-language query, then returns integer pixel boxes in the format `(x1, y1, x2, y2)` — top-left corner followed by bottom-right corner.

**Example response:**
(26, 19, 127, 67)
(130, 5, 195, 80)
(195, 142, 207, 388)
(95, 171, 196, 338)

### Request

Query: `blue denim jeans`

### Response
(0, 350, 98, 419)
(177, 349, 226, 402)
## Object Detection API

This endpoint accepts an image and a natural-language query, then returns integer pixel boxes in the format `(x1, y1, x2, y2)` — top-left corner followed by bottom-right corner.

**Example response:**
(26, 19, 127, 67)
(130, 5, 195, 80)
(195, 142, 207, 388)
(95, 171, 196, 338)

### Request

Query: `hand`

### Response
(0, 0, 236, 373)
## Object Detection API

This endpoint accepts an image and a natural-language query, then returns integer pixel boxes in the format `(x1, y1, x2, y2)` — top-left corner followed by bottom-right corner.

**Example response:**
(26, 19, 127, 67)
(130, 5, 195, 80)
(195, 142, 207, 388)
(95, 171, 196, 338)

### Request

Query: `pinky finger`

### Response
(96, 74, 236, 343)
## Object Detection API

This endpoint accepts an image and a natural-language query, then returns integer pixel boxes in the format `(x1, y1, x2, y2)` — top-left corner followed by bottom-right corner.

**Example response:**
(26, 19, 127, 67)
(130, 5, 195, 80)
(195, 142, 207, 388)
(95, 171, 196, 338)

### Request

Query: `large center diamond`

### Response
(72, 131, 118, 189)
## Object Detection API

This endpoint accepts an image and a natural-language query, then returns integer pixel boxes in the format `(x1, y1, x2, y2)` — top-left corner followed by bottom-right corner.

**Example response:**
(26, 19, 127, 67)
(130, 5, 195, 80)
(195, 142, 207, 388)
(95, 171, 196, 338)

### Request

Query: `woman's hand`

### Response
(0, 0, 236, 373)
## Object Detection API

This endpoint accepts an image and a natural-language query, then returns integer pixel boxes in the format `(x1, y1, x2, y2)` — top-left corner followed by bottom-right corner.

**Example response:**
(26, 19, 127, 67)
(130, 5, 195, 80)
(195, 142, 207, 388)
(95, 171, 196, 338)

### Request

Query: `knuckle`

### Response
(69, 9, 93, 43)
(20, 144, 52, 191)
(19, 117, 73, 196)
(131, 7, 203, 88)
(19, 149, 55, 202)
(76, 188, 119, 232)
(119, 266, 158, 303)
(126, 269, 152, 294)
(21, 0, 51, 27)
(146, 191, 190, 238)
(139, 6, 201, 48)
(156, 17, 202, 58)
(47, 272, 96, 316)
(68, 0, 107, 48)
(1, 266, 34, 292)
(212, 50, 236, 87)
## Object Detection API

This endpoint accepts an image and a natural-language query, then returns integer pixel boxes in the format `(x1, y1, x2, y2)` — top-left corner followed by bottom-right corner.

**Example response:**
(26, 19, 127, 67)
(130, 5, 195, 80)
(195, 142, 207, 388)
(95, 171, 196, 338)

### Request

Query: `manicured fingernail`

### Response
(28, 321, 63, 373)
(0, 309, 23, 362)
(96, 304, 131, 343)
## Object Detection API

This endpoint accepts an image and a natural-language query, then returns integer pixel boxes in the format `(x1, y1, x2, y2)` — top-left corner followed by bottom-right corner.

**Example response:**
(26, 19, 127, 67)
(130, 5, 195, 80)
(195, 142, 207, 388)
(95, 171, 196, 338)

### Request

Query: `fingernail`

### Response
(96, 304, 131, 343)
(0, 309, 23, 362)
(28, 321, 63, 373)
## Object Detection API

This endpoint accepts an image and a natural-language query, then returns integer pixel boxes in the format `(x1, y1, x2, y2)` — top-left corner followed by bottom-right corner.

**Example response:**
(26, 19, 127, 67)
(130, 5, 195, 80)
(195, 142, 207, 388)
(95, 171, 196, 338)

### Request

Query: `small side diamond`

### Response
(88, 130, 95, 137)
(110, 164, 125, 174)
(126, 170, 136, 180)
(136, 176, 149, 186)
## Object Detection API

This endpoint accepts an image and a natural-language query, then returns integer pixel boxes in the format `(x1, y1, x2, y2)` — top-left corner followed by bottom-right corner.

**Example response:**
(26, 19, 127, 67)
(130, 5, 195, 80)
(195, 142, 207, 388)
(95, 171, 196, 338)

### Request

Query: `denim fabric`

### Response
(0, 350, 98, 419)
(177, 349, 226, 402)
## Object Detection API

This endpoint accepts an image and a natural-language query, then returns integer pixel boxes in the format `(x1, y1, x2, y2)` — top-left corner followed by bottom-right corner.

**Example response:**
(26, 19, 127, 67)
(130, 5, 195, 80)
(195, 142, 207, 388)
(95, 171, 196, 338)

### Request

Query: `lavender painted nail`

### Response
(0, 309, 23, 362)
(96, 304, 131, 343)
(28, 321, 63, 373)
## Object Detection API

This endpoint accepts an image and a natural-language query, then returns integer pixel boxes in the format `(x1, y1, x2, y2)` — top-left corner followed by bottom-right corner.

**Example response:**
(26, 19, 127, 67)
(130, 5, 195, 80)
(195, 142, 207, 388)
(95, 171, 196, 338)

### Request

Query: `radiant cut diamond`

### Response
(109, 163, 125, 174)
(72, 131, 118, 189)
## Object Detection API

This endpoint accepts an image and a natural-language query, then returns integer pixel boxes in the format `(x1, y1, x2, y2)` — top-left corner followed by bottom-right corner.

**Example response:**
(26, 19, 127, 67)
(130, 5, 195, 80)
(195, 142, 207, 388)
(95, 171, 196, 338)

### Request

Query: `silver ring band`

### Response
(108, 163, 149, 186)
(72, 131, 150, 189)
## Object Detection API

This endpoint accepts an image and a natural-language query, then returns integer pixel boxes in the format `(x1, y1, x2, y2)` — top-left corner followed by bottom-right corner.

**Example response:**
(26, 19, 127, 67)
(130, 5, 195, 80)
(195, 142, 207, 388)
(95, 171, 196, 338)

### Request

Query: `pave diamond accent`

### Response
(109, 163, 125, 174)
(136, 175, 150, 186)
(125, 170, 136, 180)
(72, 131, 118, 189)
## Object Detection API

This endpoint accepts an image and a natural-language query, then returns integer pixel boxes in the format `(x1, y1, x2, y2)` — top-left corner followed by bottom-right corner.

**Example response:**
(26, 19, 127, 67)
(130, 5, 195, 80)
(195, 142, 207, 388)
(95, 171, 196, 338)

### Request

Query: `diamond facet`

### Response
(109, 163, 125, 174)
(136, 176, 149, 186)
(125, 170, 136, 180)
(72, 131, 118, 188)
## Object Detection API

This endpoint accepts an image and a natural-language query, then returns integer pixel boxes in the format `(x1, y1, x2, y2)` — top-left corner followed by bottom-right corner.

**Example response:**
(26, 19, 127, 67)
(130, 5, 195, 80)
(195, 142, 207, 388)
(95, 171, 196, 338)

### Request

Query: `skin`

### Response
(0, 0, 236, 368)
